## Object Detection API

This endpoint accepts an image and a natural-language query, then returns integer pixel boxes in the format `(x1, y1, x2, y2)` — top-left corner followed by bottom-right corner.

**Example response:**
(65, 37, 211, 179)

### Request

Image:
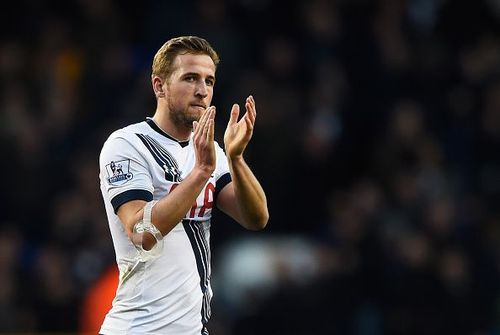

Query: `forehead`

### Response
(171, 53, 216, 77)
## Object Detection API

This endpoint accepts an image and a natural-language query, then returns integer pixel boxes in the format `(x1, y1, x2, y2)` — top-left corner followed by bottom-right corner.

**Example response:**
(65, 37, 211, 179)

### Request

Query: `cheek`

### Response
(180, 84, 196, 99)
(207, 88, 214, 100)
(168, 86, 189, 102)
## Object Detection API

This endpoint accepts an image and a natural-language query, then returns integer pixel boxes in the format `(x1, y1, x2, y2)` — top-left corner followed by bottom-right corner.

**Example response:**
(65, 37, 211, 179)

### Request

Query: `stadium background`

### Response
(1, 0, 500, 334)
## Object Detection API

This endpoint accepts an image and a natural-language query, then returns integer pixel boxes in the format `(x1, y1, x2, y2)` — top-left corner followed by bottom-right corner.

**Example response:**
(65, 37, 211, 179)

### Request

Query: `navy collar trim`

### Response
(146, 118, 190, 147)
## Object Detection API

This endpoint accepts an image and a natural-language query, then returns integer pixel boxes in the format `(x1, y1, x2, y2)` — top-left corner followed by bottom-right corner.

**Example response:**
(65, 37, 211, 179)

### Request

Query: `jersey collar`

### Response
(146, 118, 190, 148)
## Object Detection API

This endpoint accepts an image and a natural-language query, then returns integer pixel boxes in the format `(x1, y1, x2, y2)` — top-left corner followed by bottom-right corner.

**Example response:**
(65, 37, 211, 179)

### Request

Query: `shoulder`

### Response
(100, 121, 149, 159)
(108, 121, 148, 141)
(103, 121, 151, 145)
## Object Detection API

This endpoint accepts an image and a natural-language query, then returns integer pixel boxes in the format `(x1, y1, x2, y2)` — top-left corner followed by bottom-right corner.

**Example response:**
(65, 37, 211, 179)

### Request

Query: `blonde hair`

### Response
(152, 36, 220, 80)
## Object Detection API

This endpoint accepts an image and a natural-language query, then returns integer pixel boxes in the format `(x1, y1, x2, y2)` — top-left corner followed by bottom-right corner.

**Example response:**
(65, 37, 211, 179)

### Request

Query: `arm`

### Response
(118, 107, 217, 249)
(217, 96, 269, 230)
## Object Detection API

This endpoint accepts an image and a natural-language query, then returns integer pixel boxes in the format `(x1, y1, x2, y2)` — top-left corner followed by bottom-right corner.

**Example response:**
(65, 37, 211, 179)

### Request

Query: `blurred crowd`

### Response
(1, 0, 500, 333)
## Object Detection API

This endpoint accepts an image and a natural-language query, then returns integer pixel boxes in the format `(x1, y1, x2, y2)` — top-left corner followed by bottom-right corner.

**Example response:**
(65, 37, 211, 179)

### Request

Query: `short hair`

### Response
(152, 36, 220, 80)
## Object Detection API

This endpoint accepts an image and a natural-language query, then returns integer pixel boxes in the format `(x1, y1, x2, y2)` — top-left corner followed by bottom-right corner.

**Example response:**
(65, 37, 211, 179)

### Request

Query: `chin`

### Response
(190, 106, 204, 114)
(191, 110, 203, 121)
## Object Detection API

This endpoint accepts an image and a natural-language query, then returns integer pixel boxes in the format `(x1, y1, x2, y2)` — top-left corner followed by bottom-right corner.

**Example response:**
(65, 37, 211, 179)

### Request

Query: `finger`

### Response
(200, 106, 211, 126)
(244, 102, 256, 128)
(247, 95, 254, 105)
(210, 106, 216, 120)
(247, 95, 255, 108)
(246, 96, 256, 114)
(206, 117, 214, 142)
(204, 107, 214, 129)
(194, 112, 205, 137)
(197, 107, 212, 137)
(208, 106, 216, 122)
(194, 116, 203, 137)
(245, 102, 255, 121)
(193, 120, 199, 132)
(201, 107, 214, 142)
(244, 112, 254, 131)
(198, 107, 212, 137)
(228, 104, 239, 126)
(245, 101, 256, 123)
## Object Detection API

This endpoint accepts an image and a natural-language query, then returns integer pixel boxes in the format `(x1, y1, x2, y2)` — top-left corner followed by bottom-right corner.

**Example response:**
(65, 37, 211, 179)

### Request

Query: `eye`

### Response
(206, 79, 215, 86)
(185, 76, 196, 82)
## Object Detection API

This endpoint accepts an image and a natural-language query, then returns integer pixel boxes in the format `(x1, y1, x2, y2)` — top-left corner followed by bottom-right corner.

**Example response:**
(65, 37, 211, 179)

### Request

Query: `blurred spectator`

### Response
(2, 0, 500, 333)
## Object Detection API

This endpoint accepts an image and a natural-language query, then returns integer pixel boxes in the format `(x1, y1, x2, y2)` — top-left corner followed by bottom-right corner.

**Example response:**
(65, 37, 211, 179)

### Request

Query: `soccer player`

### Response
(98, 36, 269, 334)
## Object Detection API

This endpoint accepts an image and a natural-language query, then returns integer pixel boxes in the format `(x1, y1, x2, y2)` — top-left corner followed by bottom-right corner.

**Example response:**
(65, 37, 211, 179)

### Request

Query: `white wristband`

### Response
(143, 199, 157, 224)
(133, 200, 163, 262)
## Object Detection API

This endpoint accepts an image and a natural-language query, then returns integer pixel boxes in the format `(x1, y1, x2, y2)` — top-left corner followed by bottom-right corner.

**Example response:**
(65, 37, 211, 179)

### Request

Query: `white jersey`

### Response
(98, 118, 231, 335)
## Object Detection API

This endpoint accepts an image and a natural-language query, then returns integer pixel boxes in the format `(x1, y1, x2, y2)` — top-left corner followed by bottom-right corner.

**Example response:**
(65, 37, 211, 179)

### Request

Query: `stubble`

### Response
(167, 96, 199, 130)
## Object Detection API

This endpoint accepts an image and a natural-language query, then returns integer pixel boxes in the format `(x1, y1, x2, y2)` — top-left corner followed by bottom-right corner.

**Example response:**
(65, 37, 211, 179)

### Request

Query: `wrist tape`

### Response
(133, 200, 163, 262)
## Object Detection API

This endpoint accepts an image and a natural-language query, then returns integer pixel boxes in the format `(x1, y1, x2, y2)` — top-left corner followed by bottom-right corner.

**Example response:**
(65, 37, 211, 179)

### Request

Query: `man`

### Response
(98, 36, 268, 334)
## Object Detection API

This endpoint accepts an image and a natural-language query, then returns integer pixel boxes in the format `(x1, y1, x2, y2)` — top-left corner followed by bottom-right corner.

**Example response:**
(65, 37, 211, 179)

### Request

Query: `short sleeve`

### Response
(213, 142, 232, 202)
(99, 135, 154, 213)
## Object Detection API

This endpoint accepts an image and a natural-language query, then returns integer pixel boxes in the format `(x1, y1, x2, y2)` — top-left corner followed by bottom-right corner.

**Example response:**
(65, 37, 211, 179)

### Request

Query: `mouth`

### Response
(190, 103, 206, 109)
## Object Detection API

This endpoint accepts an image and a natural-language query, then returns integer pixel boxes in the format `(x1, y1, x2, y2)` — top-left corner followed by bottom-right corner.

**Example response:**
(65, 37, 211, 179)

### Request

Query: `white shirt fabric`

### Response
(98, 118, 231, 335)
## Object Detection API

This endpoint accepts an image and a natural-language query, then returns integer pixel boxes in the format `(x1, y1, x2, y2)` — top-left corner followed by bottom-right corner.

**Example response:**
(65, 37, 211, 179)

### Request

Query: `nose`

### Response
(195, 82, 209, 99)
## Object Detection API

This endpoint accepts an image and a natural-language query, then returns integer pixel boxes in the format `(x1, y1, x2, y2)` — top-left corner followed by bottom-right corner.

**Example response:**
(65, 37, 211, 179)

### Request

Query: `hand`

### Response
(193, 106, 216, 175)
(224, 95, 256, 159)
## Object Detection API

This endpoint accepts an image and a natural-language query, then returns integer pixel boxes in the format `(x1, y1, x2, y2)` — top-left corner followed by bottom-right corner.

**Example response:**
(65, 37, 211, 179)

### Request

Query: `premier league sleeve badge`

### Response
(106, 160, 134, 186)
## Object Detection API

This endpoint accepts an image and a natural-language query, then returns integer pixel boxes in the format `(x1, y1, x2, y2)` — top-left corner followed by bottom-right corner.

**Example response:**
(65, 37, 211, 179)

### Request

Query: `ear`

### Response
(152, 76, 165, 98)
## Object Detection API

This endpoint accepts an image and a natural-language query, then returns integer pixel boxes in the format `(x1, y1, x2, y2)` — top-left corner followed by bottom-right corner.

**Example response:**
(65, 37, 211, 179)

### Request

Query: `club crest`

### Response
(106, 160, 133, 185)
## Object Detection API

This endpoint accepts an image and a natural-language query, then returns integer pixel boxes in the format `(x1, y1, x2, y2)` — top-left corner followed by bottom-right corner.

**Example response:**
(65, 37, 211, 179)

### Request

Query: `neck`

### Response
(152, 110, 191, 141)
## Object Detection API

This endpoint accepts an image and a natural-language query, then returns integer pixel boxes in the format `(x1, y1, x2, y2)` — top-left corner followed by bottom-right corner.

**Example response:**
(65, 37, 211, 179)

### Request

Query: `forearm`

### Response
(228, 156, 268, 230)
(152, 168, 211, 235)
(118, 169, 211, 252)
(121, 168, 211, 237)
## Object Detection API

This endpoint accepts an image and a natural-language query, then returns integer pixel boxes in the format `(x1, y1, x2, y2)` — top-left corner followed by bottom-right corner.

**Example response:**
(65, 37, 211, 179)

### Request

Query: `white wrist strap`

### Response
(133, 200, 163, 262)
(143, 200, 157, 224)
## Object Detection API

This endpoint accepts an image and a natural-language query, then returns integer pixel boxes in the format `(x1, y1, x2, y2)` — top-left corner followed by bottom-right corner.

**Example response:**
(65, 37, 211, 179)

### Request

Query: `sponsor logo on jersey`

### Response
(106, 160, 133, 185)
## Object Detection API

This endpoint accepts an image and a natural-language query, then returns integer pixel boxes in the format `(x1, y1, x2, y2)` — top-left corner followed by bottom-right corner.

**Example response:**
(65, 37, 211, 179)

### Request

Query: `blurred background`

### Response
(1, 0, 500, 334)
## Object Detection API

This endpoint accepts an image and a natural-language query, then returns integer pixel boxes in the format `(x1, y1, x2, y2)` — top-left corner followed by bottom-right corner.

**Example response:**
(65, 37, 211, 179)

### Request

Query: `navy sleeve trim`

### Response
(111, 189, 153, 213)
(214, 172, 232, 203)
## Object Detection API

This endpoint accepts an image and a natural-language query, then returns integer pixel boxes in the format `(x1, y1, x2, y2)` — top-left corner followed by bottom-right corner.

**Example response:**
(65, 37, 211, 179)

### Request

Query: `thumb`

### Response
(193, 121, 198, 131)
(228, 104, 239, 126)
